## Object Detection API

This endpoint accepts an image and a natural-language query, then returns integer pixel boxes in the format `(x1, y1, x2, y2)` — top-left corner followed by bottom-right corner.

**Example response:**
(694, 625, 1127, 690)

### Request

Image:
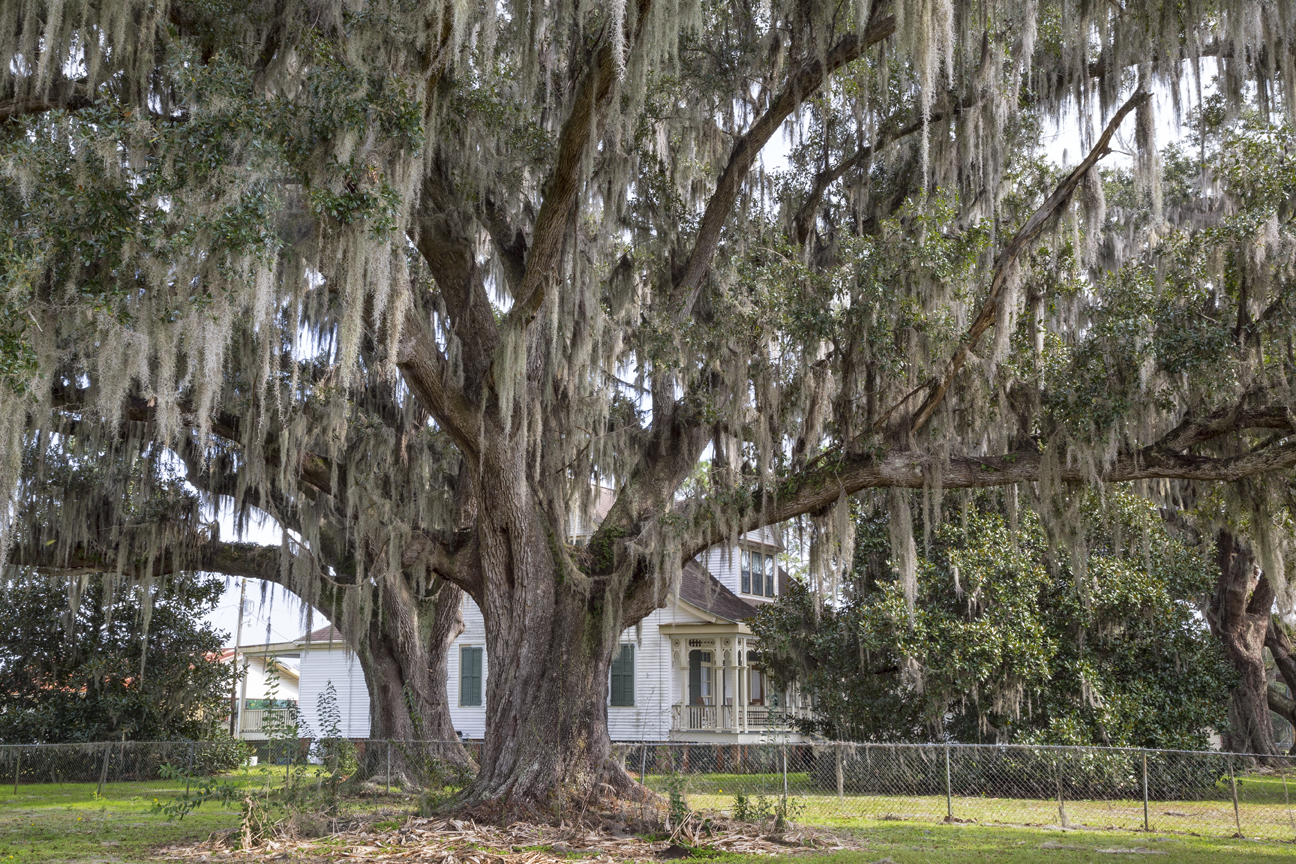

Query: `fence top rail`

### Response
(610, 740, 1296, 761)
(0, 738, 469, 750)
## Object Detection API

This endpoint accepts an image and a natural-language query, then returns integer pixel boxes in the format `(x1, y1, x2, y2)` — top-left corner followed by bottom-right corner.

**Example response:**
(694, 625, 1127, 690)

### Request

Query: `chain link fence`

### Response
(0, 739, 480, 804)
(613, 741, 1296, 840)
(0, 740, 250, 803)
(6, 739, 1296, 840)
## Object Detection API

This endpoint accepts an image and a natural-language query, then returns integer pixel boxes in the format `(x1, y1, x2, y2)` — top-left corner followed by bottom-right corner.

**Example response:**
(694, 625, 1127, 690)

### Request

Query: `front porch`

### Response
(661, 624, 812, 742)
(237, 705, 297, 741)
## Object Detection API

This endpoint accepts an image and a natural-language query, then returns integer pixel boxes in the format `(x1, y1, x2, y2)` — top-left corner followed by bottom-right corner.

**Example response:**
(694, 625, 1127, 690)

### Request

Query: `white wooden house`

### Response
(283, 529, 812, 743)
(219, 645, 300, 741)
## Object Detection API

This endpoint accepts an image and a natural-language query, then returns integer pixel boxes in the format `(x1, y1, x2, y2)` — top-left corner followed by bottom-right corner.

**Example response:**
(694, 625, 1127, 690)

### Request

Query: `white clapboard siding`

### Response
(607, 602, 708, 741)
(448, 594, 489, 739)
(298, 645, 370, 739)
(240, 657, 300, 702)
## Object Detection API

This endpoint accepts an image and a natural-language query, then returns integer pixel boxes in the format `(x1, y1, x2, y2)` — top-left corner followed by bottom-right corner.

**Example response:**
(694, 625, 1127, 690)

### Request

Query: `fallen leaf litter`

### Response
(156, 817, 858, 862)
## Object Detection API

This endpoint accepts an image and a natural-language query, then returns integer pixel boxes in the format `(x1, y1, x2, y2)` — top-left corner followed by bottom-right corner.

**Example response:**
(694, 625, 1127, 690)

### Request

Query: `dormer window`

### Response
(740, 549, 776, 598)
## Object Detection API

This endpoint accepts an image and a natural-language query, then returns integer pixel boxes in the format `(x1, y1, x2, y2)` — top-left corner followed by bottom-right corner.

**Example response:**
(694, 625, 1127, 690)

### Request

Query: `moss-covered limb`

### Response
(908, 90, 1150, 437)
(683, 401, 1296, 560)
(669, 9, 898, 320)
(502, 0, 657, 332)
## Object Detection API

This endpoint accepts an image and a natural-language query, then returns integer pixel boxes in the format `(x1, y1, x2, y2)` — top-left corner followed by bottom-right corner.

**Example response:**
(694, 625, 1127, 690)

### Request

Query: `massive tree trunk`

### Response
(349, 575, 472, 781)
(456, 451, 650, 815)
(1209, 530, 1278, 755)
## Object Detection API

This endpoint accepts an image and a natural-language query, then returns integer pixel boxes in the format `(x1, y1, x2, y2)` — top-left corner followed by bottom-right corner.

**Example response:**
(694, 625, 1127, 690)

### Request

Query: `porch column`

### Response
(721, 639, 733, 731)
(674, 639, 687, 709)
(738, 639, 748, 733)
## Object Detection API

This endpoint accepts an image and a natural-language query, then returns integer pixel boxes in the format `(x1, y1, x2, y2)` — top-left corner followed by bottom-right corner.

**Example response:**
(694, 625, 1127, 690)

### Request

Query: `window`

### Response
(610, 643, 635, 706)
(688, 650, 713, 705)
(740, 549, 778, 598)
(459, 646, 483, 706)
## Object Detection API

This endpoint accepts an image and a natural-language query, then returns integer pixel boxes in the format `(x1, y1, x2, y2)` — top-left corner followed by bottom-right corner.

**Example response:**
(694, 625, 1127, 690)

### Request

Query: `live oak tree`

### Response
(4, 0, 1296, 810)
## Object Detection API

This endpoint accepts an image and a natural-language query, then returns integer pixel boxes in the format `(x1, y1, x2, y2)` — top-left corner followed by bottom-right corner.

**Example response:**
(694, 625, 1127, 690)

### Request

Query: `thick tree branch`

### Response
(0, 80, 91, 124)
(674, 12, 897, 319)
(395, 306, 482, 459)
(50, 382, 338, 496)
(684, 416, 1296, 558)
(507, 0, 655, 328)
(907, 89, 1150, 436)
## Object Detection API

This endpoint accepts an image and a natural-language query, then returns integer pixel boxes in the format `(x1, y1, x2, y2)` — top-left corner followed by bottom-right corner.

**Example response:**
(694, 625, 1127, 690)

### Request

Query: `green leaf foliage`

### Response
(752, 490, 1234, 749)
(0, 569, 234, 743)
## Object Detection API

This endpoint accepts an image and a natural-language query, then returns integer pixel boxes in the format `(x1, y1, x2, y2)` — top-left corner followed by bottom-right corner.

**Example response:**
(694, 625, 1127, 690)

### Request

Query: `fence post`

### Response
(640, 744, 647, 787)
(835, 742, 844, 800)
(1228, 756, 1242, 837)
(186, 742, 194, 795)
(12, 749, 19, 796)
(1141, 751, 1149, 832)
(1054, 758, 1069, 829)
(386, 741, 392, 792)
(781, 743, 788, 800)
(97, 744, 111, 796)
(944, 743, 953, 822)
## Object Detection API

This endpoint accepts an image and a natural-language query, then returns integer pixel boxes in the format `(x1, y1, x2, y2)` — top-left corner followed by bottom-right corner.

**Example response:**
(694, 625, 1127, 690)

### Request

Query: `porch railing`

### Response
(239, 708, 296, 735)
(670, 703, 803, 734)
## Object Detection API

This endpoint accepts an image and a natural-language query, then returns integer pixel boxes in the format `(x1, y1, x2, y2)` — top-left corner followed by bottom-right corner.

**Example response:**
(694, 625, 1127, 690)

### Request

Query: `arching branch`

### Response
(906, 89, 1150, 436)
(673, 11, 897, 320)
(683, 401, 1296, 558)
(506, 0, 656, 328)
(791, 96, 977, 247)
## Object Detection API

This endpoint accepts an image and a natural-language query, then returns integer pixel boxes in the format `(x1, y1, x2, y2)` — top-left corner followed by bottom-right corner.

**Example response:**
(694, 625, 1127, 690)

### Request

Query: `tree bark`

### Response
(1265, 617, 1296, 755)
(346, 575, 472, 783)
(455, 450, 648, 816)
(1209, 530, 1278, 755)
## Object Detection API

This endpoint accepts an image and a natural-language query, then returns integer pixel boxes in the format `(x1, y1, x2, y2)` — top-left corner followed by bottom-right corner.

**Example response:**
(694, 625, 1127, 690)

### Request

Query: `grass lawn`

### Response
(649, 770, 1296, 841)
(4, 773, 1296, 863)
(1, 780, 241, 862)
(723, 825, 1296, 863)
(0, 766, 324, 863)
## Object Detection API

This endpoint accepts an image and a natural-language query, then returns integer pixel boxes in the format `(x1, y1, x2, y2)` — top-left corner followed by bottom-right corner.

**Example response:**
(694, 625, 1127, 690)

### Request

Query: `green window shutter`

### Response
(765, 554, 775, 597)
(461, 646, 482, 706)
(610, 644, 634, 706)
